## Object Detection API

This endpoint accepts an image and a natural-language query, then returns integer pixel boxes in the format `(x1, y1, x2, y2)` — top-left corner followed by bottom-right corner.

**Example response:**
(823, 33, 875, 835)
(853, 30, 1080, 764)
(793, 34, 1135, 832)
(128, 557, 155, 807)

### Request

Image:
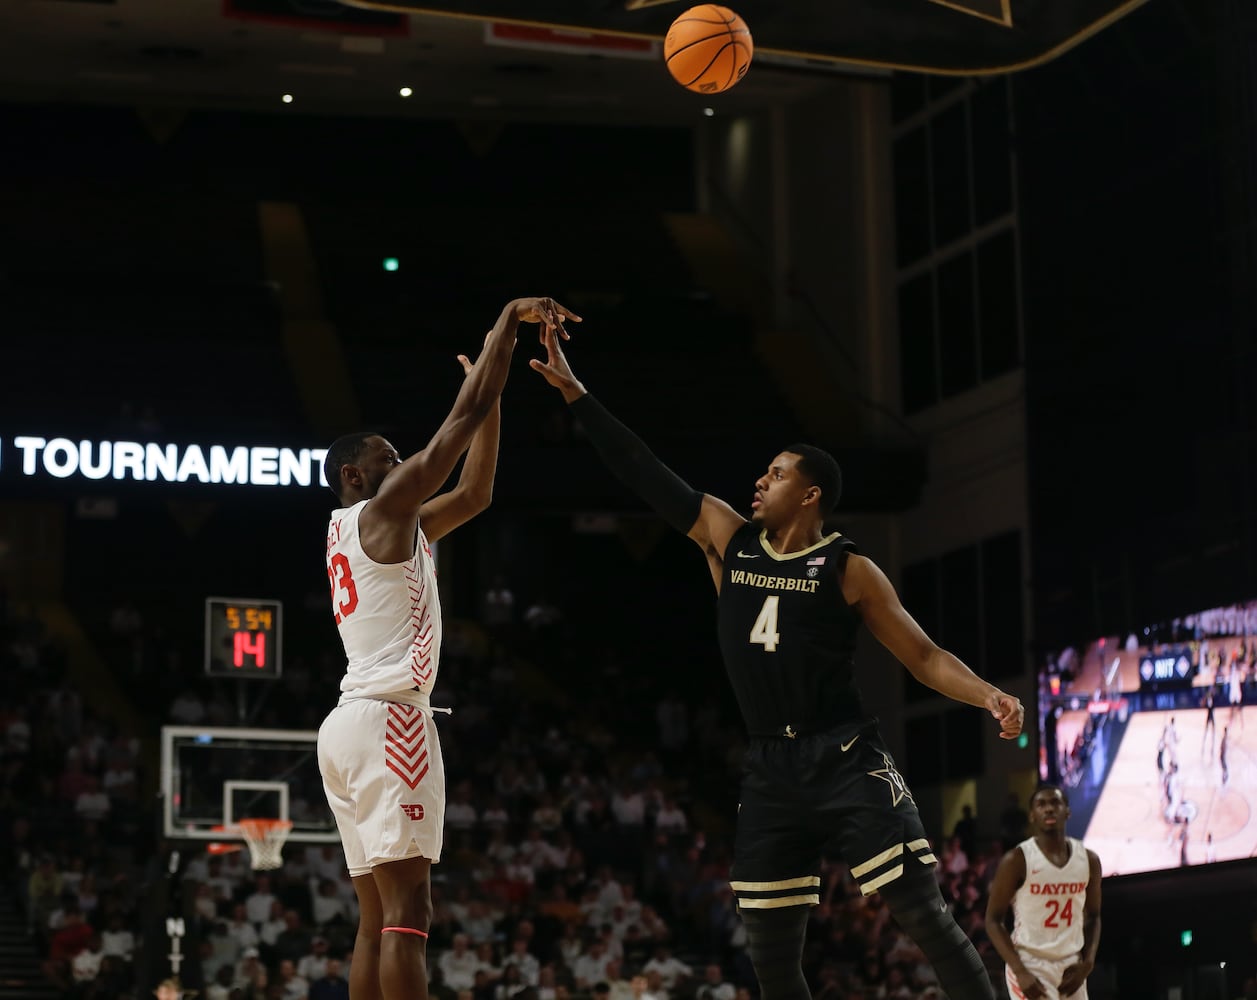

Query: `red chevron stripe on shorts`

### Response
(385, 706, 429, 789)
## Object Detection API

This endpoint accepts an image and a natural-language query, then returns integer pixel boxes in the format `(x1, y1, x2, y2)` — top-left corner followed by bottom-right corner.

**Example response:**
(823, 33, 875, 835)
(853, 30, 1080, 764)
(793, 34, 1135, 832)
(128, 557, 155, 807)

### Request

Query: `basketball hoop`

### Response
(236, 818, 293, 871)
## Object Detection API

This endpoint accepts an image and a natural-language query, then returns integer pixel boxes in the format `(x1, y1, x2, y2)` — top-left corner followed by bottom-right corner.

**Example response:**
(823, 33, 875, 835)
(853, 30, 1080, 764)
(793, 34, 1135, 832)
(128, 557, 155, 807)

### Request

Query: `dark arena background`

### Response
(1, 1, 1256, 999)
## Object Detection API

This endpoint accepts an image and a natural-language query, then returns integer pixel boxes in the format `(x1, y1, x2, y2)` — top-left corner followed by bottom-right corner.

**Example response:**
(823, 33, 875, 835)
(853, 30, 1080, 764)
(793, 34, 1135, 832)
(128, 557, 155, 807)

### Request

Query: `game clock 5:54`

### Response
(204, 597, 283, 679)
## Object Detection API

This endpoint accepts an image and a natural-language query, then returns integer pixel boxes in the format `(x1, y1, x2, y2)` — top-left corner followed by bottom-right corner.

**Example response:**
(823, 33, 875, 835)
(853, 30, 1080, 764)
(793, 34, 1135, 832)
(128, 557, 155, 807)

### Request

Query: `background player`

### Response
(530, 328, 1022, 1000)
(985, 784, 1102, 1000)
(319, 296, 577, 1000)
(1202, 685, 1217, 756)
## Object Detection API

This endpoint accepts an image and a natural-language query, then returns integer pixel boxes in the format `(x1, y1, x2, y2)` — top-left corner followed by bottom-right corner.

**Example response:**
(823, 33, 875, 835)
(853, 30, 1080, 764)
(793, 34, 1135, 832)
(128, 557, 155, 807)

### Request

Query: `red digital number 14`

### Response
(233, 631, 266, 668)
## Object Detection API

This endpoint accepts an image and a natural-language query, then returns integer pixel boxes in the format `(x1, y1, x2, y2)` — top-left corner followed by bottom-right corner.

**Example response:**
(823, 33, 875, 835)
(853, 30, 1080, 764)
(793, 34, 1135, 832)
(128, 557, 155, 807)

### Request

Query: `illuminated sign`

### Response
(1, 437, 328, 488)
(205, 597, 283, 679)
(1137, 647, 1195, 690)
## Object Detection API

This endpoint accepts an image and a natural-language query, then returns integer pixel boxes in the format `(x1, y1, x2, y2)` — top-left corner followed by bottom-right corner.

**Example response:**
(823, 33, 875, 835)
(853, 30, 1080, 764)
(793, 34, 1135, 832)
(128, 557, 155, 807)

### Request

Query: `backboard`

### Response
(342, 0, 1152, 75)
(161, 726, 339, 844)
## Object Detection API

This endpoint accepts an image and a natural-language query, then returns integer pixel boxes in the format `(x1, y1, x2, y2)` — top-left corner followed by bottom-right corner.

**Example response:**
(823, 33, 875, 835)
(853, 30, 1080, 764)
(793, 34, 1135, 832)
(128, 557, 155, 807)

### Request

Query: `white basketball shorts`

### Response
(1006, 955, 1088, 1000)
(317, 698, 446, 876)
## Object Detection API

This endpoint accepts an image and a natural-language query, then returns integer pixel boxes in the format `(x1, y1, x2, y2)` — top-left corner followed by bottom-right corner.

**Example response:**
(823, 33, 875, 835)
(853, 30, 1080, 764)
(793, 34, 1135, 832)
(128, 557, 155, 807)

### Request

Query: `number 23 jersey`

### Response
(326, 499, 442, 700)
(1012, 836, 1090, 961)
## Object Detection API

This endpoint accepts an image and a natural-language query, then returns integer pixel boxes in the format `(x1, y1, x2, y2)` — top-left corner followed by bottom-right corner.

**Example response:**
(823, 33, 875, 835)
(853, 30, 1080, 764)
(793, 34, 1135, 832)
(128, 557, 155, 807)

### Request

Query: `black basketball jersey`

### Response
(717, 521, 865, 735)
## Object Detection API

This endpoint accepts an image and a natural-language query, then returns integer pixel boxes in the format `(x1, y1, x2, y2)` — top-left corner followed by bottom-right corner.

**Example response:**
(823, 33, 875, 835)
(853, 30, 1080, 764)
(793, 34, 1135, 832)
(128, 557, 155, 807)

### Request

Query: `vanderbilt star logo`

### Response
(868, 753, 913, 807)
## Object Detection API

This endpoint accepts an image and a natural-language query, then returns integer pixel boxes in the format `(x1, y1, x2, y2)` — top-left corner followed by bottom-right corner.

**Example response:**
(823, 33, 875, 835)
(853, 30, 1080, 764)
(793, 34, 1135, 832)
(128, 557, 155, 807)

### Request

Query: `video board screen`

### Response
(1038, 601, 1255, 876)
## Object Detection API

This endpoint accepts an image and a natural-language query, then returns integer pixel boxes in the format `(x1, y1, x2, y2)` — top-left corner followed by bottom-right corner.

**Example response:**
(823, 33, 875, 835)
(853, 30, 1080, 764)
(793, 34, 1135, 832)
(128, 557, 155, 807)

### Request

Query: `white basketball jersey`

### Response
(326, 499, 441, 700)
(1011, 836, 1090, 961)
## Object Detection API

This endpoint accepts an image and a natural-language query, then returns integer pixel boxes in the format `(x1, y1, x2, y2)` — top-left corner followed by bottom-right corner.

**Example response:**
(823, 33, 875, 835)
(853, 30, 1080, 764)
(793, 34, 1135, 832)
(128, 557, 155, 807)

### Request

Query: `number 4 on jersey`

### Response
(750, 595, 781, 652)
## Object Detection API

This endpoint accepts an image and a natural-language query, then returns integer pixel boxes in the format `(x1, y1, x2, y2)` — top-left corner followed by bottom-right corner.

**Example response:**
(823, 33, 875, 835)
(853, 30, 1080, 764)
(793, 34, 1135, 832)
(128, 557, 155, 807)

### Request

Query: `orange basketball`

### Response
(664, 5, 753, 95)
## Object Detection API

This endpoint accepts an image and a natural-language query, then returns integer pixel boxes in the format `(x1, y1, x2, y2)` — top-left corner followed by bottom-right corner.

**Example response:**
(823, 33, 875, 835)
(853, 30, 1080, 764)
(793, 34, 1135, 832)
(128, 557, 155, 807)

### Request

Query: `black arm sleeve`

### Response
(568, 392, 704, 534)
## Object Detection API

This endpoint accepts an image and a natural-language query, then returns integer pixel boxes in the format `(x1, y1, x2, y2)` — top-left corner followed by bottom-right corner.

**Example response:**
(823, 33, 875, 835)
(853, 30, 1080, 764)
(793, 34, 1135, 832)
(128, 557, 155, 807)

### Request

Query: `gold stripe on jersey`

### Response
(905, 839, 939, 865)
(756, 530, 844, 561)
(859, 865, 904, 895)
(729, 875, 822, 892)
(850, 840, 937, 896)
(737, 893, 821, 909)
(910, 840, 938, 866)
(850, 843, 904, 878)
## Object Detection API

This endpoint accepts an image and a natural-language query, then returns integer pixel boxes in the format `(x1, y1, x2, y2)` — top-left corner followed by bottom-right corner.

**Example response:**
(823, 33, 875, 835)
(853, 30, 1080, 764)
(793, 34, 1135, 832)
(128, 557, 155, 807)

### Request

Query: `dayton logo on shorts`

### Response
(399, 804, 425, 821)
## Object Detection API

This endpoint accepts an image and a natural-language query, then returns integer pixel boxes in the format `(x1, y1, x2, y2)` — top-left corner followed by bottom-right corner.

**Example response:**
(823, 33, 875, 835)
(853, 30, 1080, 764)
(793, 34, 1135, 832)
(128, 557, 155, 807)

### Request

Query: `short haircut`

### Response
(1030, 782, 1068, 807)
(784, 443, 843, 516)
(323, 431, 379, 502)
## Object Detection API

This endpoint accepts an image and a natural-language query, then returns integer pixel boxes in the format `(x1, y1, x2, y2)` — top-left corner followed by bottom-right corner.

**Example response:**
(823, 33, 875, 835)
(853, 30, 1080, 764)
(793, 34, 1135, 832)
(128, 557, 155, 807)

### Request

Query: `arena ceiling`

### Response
(0, 0, 1150, 123)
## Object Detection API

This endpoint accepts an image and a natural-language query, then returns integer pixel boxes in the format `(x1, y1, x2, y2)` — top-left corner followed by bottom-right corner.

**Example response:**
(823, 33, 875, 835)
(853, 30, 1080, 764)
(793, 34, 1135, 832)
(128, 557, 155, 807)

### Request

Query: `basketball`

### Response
(664, 5, 753, 95)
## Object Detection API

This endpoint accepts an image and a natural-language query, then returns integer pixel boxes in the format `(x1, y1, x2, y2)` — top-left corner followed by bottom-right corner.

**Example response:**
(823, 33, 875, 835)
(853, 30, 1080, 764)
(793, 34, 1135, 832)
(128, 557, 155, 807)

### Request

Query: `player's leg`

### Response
(830, 730, 993, 1000)
(728, 743, 820, 1000)
(350, 872, 384, 1000)
(318, 704, 380, 997)
(373, 856, 433, 1000)
(878, 868, 992, 999)
(319, 699, 443, 1000)
(367, 702, 445, 999)
(737, 906, 811, 1000)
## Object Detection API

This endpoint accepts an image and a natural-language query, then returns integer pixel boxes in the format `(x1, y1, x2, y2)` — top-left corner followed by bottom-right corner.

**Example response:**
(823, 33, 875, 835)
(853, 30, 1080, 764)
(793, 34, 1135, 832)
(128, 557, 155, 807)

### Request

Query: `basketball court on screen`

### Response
(1082, 709, 1254, 875)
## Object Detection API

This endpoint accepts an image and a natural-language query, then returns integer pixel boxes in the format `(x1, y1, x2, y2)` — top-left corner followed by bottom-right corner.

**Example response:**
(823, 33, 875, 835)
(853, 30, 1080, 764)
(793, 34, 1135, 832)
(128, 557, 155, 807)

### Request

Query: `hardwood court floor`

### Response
(1083, 708, 1253, 874)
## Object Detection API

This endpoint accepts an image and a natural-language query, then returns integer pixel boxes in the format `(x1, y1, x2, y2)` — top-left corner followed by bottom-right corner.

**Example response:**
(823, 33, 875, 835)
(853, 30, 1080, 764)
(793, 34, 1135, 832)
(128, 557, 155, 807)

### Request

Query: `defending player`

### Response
(985, 784, 1102, 1000)
(531, 328, 1022, 1000)
(318, 297, 577, 1000)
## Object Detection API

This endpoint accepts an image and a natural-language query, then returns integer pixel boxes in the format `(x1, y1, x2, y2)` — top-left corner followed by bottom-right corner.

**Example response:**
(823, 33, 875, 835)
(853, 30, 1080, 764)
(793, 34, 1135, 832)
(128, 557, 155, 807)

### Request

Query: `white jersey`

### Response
(1011, 836, 1090, 962)
(326, 499, 441, 702)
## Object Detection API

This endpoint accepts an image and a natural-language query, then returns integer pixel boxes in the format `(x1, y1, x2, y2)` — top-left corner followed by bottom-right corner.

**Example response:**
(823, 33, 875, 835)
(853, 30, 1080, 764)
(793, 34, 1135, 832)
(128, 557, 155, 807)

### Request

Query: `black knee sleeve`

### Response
(739, 905, 811, 1000)
(878, 872, 994, 1000)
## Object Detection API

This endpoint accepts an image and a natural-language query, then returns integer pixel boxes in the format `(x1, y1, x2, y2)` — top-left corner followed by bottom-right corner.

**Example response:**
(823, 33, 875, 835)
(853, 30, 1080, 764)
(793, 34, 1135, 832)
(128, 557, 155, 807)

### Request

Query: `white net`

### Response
(237, 818, 293, 871)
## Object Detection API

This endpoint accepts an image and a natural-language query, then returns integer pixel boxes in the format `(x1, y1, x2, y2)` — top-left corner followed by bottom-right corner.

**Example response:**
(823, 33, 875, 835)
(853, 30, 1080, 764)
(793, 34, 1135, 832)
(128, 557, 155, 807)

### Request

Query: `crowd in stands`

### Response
(0, 582, 1024, 1000)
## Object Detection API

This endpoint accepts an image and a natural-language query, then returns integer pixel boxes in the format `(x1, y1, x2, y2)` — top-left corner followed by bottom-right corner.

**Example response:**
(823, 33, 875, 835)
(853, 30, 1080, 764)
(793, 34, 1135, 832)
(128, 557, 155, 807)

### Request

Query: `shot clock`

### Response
(204, 597, 283, 679)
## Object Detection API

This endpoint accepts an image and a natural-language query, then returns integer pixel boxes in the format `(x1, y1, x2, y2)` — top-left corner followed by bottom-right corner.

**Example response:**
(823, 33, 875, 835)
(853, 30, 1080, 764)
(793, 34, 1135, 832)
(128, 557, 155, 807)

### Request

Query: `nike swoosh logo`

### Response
(840, 736, 859, 752)
(736, 550, 759, 559)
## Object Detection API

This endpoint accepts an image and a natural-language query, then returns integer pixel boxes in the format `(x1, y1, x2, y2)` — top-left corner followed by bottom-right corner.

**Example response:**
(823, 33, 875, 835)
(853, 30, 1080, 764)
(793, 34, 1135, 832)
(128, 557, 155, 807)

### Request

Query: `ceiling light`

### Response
(399, 87, 413, 98)
(282, 93, 294, 104)
(703, 107, 715, 117)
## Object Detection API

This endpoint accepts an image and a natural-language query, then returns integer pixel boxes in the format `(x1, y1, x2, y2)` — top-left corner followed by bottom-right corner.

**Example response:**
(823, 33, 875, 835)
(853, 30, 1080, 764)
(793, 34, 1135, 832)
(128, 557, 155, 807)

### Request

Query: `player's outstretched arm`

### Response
(371, 297, 578, 526)
(1058, 850, 1102, 996)
(529, 326, 744, 564)
(984, 847, 1046, 1000)
(418, 345, 503, 543)
(844, 553, 1024, 738)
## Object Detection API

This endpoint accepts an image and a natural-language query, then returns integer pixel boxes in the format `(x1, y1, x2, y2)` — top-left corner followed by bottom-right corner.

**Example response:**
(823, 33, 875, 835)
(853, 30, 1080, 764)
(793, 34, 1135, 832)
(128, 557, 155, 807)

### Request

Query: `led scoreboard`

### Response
(204, 597, 283, 679)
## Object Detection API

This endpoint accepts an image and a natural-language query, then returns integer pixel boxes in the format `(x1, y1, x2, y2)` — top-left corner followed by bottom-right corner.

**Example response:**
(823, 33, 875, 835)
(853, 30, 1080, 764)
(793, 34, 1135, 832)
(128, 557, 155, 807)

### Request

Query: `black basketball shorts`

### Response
(729, 719, 937, 909)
